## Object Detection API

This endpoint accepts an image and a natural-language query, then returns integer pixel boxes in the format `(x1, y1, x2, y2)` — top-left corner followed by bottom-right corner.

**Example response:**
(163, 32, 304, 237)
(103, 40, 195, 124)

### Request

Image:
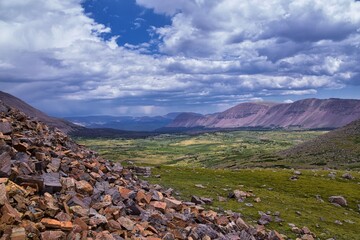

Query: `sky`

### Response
(0, 0, 360, 117)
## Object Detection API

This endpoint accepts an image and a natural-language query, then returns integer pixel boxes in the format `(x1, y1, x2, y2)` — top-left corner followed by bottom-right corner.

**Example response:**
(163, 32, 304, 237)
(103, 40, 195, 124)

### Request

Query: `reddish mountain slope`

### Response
(167, 98, 360, 129)
(167, 112, 207, 128)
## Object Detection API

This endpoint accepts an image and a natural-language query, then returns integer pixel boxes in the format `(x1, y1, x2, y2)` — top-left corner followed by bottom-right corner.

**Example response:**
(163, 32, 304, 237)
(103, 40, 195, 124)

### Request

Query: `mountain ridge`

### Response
(167, 98, 360, 130)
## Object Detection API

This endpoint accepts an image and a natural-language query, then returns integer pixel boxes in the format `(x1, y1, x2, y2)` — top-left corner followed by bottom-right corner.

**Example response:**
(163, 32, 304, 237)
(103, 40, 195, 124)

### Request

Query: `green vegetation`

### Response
(283, 120, 360, 170)
(76, 130, 360, 239)
(147, 166, 360, 240)
(77, 130, 326, 169)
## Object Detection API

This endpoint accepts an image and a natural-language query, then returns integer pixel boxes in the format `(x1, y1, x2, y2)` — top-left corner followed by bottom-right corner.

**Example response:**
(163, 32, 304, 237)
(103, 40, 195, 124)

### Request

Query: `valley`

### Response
(77, 130, 360, 240)
(77, 130, 327, 169)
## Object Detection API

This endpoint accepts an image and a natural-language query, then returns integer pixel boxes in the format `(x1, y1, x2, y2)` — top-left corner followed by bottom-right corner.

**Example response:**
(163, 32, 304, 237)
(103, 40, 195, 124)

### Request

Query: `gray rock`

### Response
(200, 197, 213, 205)
(258, 214, 272, 225)
(334, 220, 343, 225)
(191, 195, 205, 205)
(42, 172, 62, 194)
(342, 172, 354, 180)
(329, 196, 347, 207)
(239, 230, 256, 240)
(190, 224, 219, 239)
(0, 121, 12, 134)
(0, 152, 11, 177)
(289, 175, 298, 181)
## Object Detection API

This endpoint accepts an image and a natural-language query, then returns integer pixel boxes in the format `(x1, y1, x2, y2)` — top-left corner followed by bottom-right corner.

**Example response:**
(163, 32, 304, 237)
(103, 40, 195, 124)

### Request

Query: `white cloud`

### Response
(0, 0, 359, 116)
(281, 89, 318, 96)
(0, 0, 109, 51)
(139, 0, 360, 57)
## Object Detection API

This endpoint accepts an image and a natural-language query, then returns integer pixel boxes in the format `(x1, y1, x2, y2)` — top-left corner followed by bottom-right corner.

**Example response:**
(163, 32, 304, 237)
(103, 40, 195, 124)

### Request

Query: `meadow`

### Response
(76, 130, 360, 239)
(77, 130, 327, 169)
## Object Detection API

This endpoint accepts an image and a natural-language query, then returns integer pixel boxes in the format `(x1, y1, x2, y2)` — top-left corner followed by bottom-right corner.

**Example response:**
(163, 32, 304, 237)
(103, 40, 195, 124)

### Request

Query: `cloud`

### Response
(0, 0, 359, 116)
(133, 17, 146, 29)
(280, 89, 318, 96)
(139, 0, 360, 57)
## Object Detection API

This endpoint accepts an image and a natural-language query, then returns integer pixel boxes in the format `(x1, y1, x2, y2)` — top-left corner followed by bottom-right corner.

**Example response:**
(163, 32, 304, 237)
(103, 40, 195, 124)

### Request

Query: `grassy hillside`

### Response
(147, 166, 360, 240)
(282, 119, 360, 169)
(76, 130, 326, 169)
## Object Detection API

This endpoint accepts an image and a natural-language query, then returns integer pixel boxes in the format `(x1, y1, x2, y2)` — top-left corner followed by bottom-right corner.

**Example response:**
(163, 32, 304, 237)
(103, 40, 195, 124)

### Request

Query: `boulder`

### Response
(342, 172, 354, 180)
(329, 196, 347, 207)
(0, 121, 12, 134)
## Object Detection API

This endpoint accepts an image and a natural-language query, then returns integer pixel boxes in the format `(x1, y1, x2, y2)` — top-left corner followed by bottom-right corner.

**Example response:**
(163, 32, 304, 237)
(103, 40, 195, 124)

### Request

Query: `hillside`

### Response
(167, 98, 360, 130)
(0, 91, 81, 133)
(281, 118, 360, 168)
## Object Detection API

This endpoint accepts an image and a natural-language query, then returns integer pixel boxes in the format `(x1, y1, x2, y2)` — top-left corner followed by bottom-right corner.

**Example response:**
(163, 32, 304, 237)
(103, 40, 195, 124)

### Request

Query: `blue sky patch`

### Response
(82, 0, 171, 48)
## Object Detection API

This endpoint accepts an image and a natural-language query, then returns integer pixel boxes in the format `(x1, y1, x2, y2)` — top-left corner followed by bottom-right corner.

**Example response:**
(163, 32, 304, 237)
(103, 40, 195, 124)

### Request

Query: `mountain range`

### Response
(167, 98, 360, 130)
(65, 113, 182, 132)
(1, 91, 360, 134)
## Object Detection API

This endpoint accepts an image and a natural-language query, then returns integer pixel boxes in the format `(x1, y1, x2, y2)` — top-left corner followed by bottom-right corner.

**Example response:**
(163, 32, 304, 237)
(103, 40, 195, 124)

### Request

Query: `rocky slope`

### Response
(167, 98, 360, 130)
(0, 101, 318, 239)
(281, 118, 360, 167)
(0, 91, 81, 134)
